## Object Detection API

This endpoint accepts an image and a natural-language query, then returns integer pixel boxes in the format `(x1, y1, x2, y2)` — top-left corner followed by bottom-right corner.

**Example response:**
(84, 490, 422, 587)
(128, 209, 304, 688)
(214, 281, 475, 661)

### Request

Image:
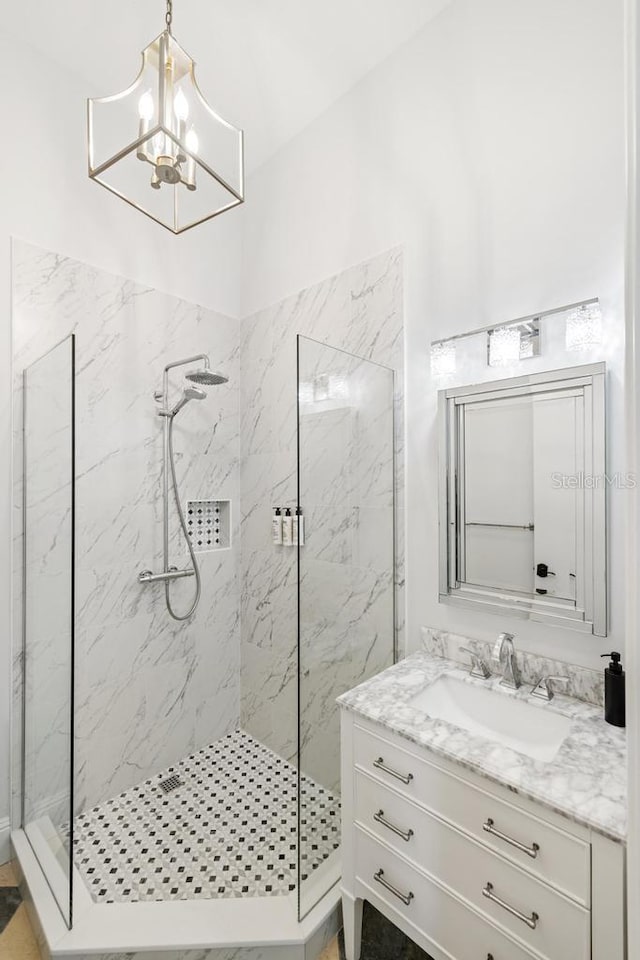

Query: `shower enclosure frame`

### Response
(20, 334, 77, 930)
(295, 334, 398, 923)
(12, 345, 342, 959)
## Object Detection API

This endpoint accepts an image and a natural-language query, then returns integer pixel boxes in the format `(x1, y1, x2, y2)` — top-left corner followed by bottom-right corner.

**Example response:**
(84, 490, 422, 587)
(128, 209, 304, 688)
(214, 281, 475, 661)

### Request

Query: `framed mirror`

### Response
(438, 363, 606, 635)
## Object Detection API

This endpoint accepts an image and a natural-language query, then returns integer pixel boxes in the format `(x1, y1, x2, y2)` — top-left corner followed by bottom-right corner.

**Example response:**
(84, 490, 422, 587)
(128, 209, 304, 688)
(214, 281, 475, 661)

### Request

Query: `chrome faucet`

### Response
(459, 646, 491, 680)
(492, 632, 521, 689)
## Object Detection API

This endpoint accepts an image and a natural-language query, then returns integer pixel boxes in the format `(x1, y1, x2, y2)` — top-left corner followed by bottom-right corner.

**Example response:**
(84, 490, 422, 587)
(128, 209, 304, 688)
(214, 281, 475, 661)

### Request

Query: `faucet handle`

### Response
(531, 675, 569, 701)
(460, 646, 491, 680)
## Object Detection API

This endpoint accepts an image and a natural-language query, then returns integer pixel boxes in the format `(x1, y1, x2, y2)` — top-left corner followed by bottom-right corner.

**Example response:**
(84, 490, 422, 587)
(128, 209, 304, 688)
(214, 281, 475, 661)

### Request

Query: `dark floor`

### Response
(338, 902, 432, 960)
(0, 885, 22, 934)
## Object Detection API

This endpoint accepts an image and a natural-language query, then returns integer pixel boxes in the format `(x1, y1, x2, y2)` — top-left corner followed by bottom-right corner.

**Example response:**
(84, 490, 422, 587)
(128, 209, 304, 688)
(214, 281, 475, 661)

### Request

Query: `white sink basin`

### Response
(410, 675, 571, 762)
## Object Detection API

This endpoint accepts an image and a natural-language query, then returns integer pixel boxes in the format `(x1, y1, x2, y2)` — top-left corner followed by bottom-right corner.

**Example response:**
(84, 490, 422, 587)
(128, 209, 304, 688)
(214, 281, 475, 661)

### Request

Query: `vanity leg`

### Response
(342, 890, 364, 960)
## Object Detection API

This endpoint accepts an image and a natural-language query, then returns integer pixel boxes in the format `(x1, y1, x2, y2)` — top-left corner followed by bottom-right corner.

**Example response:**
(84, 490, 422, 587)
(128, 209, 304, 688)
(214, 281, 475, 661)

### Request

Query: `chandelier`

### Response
(87, 0, 244, 234)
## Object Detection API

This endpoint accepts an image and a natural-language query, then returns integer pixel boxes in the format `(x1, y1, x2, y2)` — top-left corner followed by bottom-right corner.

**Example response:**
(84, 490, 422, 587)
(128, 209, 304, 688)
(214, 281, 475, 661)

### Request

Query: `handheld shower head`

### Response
(169, 385, 206, 417)
(184, 385, 207, 401)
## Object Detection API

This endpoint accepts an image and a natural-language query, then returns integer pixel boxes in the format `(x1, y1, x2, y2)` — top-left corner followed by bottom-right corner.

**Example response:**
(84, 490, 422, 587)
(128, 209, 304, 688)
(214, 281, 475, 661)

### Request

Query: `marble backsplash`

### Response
(421, 626, 605, 707)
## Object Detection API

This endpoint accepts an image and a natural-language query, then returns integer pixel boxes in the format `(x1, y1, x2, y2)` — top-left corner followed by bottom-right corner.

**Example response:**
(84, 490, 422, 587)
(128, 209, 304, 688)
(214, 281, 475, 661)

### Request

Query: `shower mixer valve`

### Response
(138, 354, 228, 620)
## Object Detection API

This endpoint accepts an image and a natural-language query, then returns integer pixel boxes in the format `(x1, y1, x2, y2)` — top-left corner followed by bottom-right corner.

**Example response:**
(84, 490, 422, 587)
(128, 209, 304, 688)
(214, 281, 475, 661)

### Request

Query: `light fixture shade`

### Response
(488, 325, 521, 367)
(88, 31, 244, 234)
(430, 341, 457, 380)
(565, 303, 602, 352)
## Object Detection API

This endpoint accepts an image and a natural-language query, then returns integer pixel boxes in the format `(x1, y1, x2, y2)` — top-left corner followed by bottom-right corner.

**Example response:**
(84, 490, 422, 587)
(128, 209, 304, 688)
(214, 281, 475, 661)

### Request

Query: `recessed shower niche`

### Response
(186, 498, 232, 551)
(11, 239, 403, 958)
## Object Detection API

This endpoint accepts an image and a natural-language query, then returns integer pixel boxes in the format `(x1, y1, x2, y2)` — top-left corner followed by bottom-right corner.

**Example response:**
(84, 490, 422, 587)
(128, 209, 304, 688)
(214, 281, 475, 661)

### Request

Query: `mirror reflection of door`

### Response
(461, 391, 581, 602)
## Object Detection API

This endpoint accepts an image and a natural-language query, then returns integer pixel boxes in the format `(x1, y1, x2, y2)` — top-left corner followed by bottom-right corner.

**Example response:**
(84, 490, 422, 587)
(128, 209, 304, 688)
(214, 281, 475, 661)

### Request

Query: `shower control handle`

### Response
(138, 568, 195, 584)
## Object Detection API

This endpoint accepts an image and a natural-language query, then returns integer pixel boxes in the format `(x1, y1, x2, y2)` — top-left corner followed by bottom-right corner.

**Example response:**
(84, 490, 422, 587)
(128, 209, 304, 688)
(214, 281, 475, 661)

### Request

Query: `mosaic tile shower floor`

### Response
(72, 730, 341, 903)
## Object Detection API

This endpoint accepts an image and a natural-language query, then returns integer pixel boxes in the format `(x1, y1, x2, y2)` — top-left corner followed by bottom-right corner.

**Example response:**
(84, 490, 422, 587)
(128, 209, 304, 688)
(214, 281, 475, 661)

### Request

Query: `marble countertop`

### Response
(337, 652, 627, 843)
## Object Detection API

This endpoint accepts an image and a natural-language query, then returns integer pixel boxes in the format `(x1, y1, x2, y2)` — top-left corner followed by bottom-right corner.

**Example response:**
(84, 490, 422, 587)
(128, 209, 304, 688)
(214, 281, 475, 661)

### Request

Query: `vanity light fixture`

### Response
(487, 319, 540, 367)
(428, 298, 600, 383)
(487, 324, 522, 367)
(430, 340, 457, 381)
(565, 302, 603, 352)
(87, 0, 244, 234)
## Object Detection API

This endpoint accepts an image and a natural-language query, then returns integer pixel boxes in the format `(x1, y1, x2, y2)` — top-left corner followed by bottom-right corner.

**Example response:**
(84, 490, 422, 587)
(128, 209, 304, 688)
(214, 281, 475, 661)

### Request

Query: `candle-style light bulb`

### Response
(174, 89, 189, 121)
(186, 129, 199, 153)
(138, 91, 154, 120)
(173, 89, 189, 163)
(184, 129, 199, 190)
(137, 91, 155, 161)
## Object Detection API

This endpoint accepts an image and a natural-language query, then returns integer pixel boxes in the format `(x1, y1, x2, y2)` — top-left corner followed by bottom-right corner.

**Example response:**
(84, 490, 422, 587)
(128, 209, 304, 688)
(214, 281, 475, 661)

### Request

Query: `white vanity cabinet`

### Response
(340, 712, 626, 960)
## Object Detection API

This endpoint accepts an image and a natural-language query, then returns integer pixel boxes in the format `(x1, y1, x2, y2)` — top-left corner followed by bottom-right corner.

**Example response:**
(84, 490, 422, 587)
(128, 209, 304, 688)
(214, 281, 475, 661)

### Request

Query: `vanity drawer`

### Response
(354, 828, 557, 960)
(353, 774, 589, 958)
(353, 722, 591, 905)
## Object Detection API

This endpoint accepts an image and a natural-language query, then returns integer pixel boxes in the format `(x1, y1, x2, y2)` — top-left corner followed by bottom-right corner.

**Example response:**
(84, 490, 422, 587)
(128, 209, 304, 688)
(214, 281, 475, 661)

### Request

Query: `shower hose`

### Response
(165, 414, 202, 621)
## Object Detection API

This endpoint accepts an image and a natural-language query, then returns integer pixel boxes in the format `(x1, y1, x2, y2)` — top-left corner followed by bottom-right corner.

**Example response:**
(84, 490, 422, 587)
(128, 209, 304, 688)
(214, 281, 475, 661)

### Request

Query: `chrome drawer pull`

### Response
(483, 818, 540, 859)
(374, 809, 414, 842)
(373, 757, 414, 785)
(374, 869, 414, 906)
(482, 882, 539, 930)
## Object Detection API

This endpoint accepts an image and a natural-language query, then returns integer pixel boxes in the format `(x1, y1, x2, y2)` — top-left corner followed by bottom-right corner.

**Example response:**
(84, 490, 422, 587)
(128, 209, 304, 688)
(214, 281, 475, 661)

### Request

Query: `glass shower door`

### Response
(22, 334, 75, 926)
(297, 336, 395, 919)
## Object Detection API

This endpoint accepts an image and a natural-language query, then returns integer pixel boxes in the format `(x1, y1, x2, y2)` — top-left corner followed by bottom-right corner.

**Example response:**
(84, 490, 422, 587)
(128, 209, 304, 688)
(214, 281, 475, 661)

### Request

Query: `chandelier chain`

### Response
(165, 0, 173, 33)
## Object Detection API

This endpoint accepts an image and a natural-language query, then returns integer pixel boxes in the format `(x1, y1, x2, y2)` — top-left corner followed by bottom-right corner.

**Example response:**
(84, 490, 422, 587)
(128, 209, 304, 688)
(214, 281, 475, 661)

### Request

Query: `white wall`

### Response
(0, 0, 627, 862)
(0, 32, 242, 859)
(239, 0, 626, 669)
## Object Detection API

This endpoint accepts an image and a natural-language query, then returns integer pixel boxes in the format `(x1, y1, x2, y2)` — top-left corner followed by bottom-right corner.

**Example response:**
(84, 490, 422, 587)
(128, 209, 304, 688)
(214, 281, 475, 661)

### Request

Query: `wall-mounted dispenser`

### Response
(272, 506, 304, 546)
(293, 507, 305, 546)
(272, 506, 283, 545)
(282, 508, 293, 546)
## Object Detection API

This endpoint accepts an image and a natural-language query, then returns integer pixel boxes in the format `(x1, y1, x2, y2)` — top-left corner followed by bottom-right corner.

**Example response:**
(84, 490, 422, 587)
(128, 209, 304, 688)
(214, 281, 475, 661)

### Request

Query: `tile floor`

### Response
(0, 862, 42, 960)
(72, 729, 341, 903)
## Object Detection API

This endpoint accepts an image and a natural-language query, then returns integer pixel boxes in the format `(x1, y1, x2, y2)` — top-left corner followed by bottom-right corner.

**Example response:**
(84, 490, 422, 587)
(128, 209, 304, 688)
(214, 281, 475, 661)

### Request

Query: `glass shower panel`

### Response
(23, 335, 75, 927)
(297, 336, 395, 919)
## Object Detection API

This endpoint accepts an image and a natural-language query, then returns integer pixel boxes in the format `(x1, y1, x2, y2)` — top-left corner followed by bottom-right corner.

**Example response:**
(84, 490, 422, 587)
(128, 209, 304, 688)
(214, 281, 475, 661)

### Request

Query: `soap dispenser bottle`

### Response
(600, 652, 626, 728)
(282, 507, 293, 546)
(272, 507, 283, 545)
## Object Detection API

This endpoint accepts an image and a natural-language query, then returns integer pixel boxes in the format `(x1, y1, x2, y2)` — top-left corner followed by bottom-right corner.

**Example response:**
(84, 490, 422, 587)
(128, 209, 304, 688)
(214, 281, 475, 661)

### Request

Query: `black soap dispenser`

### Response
(600, 652, 626, 728)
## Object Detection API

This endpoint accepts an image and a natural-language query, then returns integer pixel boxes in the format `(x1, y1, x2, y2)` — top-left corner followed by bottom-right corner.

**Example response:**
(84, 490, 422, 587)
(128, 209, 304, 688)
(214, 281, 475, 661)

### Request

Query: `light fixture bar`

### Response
(431, 297, 599, 348)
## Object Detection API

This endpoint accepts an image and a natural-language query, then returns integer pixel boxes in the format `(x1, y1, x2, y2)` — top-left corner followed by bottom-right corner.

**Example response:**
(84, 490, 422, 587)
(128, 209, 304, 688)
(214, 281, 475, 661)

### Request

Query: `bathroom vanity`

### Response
(338, 652, 626, 960)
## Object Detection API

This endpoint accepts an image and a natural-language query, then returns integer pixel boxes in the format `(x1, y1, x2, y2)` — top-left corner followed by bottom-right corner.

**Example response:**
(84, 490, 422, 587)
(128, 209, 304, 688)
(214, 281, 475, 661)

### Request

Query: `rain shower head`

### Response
(185, 368, 228, 386)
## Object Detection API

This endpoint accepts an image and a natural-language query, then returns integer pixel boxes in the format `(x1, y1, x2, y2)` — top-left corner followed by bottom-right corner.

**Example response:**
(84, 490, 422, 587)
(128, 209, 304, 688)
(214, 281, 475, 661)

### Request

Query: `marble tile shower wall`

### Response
(239, 248, 404, 774)
(12, 240, 242, 817)
(297, 344, 396, 794)
(21, 340, 73, 827)
(11, 241, 403, 827)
